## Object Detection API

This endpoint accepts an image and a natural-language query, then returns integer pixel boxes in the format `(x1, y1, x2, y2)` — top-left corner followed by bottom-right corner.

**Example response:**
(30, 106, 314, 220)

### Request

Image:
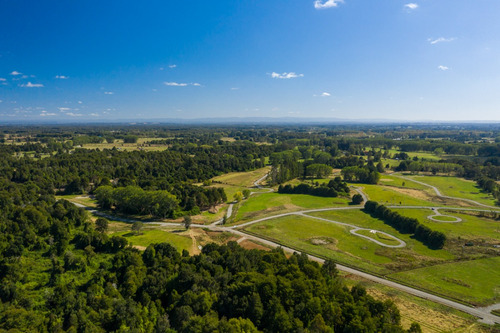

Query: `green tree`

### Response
(95, 217, 109, 233)
(233, 191, 244, 202)
(351, 194, 363, 205)
(183, 215, 192, 230)
(242, 189, 251, 199)
(132, 222, 143, 235)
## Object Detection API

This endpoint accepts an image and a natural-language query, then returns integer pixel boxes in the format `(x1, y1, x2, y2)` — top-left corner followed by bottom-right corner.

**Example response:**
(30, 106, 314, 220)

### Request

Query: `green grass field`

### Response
(211, 166, 271, 188)
(393, 208, 500, 241)
(306, 210, 454, 261)
(379, 174, 430, 191)
(359, 184, 441, 207)
(245, 214, 394, 273)
(112, 229, 193, 252)
(354, 229, 402, 246)
(405, 175, 498, 207)
(388, 257, 500, 306)
(232, 192, 350, 223)
(57, 195, 98, 208)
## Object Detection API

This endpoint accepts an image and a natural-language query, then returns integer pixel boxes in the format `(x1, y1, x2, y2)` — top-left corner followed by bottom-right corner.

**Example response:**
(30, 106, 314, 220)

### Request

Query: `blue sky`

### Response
(1, 0, 500, 122)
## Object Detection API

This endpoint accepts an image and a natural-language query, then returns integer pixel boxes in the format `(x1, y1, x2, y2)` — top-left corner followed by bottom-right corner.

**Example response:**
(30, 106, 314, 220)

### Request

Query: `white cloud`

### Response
(90, 113, 99, 117)
(438, 65, 449, 71)
(169, 64, 177, 68)
(270, 72, 304, 79)
(314, 0, 343, 9)
(164, 82, 201, 87)
(20, 82, 44, 88)
(405, 3, 418, 10)
(0, 78, 6, 81)
(78, 101, 83, 104)
(10, 71, 22, 76)
(321, 92, 331, 97)
(164, 82, 188, 87)
(104, 91, 114, 95)
(40, 111, 56, 117)
(230, 87, 239, 90)
(58, 107, 72, 112)
(0, 100, 2, 103)
(65, 112, 83, 117)
(428, 37, 456, 45)
(55, 75, 69, 79)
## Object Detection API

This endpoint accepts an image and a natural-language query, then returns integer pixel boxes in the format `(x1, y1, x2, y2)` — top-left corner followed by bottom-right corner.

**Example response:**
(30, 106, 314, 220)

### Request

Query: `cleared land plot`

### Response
(360, 184, 443, 207)
(232, 192, 350, 224)
(245, 214, 394, 274)
(112, 229, 192, 253)
(355, 229, 402, 246)
(211, 166, 271, 188)
(388, 257, 500, 306)
(405, 175, 498, 207)
(379, 174, 430, 191)
(394, 208, 500, 241)
(307, 210, 454, 263)
(58, 195, 98, 208)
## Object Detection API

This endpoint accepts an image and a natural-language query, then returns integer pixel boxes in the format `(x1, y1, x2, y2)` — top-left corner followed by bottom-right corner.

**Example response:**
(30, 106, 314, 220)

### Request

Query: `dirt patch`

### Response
(238, 240, 271, 251)
(380, 178, 394, 182)
(133, 245, 147, 251)
(388, 186, 475, 207)
(309, 237, 337, 248)
(387, 186, 435, 201)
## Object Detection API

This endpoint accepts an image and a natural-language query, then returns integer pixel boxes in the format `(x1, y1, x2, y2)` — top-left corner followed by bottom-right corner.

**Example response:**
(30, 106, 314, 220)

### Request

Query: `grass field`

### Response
(211, 166, 271, 188)
(245, 214, 395, 274)
(112, 229, 193, 253)
(306, 210, 454, 261)
(388, 257, 500, 306)
(58, 195, 98, 208)
(405, 175, 498, 207)
(393, 208, 500, 242)
(355, 229, 402, 246)
(232, 192, 351, 223)
(378, 174, 430, 191)
(359, 184, 442, 207)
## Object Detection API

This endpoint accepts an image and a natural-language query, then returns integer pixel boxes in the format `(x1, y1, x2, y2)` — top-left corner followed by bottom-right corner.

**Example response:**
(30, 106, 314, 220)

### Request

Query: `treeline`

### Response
(95, 185, 226, 218)
(395, 160, 464, 175)
(341, 166, 381, 184)
(476, 177, 500, 203)
(278, 177, 350, 198)
(364, 201, 446, 249)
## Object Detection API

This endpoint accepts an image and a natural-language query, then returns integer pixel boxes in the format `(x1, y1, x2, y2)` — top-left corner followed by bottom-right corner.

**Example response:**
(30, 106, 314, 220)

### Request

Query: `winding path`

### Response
(393, 174, 499, 209)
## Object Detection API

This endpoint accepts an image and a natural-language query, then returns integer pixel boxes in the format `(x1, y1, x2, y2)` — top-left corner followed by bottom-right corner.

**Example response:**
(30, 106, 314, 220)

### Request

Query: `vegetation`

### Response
(2, 123, 500, 329)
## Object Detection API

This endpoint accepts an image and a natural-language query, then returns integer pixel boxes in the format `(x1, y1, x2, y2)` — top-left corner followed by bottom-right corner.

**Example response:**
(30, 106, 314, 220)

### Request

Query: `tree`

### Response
(233, 191, 244, 203)
(242, 189, 251, 199)
(132, 222, 143, 235)
(351, 194, 363, 205)
(95, 217, 109, 233)
(183, 215, 192, 230)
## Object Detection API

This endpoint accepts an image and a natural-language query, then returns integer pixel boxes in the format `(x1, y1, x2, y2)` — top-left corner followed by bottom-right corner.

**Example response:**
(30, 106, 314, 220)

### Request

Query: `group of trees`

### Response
(278, 177, 350, 198)
(341, 166, 381, 184)
(95, 185, 226, 218)
(364, 201, 446, 249)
